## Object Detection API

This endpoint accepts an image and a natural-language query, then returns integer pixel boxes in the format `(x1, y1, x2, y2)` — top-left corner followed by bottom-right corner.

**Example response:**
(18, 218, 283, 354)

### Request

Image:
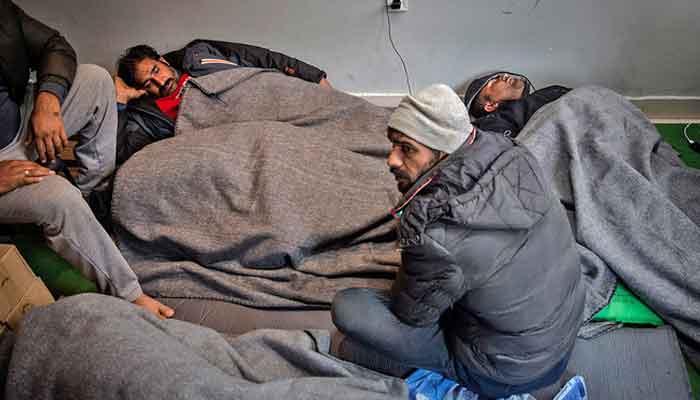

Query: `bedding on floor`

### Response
(113, 73, 700, 367)
(1, 294, 407, 400)
(112, 68, 401, 309)
(516, 86, 700, 362)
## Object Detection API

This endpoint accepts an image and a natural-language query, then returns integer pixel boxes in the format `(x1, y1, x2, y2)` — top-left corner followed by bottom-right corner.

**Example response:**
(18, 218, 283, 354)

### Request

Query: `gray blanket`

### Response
(112, 68, 401, 308)
(517, 86, 700, 355)
(1, 294, 407, 400)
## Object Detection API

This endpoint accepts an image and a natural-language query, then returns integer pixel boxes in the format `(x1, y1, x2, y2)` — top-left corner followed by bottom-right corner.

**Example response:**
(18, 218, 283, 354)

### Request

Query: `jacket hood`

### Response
(463, 71, 533, 120)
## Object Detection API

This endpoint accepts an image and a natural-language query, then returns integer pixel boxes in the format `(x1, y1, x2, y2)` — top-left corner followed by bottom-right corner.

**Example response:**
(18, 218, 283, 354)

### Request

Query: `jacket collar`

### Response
(390, 127, 477, 218)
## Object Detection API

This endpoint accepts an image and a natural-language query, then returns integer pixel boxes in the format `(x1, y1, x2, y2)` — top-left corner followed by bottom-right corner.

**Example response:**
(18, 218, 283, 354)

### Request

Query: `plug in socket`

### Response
(387, 0, 408, 12)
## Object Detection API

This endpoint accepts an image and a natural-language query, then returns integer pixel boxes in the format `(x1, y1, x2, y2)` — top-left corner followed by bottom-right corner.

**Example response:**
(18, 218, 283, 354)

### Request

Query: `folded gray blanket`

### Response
(517, 86, 700, 358)
(112, 69, 401, 308)
(1, 294, 407, 400)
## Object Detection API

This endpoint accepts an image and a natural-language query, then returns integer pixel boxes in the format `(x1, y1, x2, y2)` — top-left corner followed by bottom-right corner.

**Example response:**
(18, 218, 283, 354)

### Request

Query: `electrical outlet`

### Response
(387, 0, 408, 12)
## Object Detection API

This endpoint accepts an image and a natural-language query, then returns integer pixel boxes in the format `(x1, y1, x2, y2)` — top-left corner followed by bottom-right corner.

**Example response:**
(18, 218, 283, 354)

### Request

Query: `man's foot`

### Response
(132, 294, 175, 319)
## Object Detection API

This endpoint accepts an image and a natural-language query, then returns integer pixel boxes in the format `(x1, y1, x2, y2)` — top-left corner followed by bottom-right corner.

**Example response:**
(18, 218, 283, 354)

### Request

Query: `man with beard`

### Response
(84, 40, 331, 226)
(331, 84, 585, 398)
(463, 72, 570, 138)
(114, 40, 330, 166)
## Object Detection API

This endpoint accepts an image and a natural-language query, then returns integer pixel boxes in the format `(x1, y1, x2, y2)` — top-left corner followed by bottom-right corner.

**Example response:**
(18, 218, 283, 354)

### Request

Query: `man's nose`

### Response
(153, 74, 167, 87)
(387, 149, 402, 169)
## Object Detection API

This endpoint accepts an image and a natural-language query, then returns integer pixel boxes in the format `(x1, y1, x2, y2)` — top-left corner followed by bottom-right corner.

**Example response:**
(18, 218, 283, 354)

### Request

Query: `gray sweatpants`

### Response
(0, 64, 142, 301)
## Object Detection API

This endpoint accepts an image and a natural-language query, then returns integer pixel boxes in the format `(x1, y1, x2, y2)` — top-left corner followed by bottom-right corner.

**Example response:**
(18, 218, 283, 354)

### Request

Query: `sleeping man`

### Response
(87, 39, 331, 223)
(114, 39, 330, 166)
(331, 84, 585, 398)
(463, 71, 569, 137)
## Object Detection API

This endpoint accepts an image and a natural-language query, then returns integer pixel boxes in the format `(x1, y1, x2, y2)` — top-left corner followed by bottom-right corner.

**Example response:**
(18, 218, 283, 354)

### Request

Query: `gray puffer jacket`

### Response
(390, 130, 584, 385)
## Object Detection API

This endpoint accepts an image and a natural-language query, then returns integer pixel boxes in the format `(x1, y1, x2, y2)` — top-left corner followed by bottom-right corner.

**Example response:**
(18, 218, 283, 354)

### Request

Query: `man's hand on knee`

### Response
(0, 160, 55, 194)
(27, 92, 69, 163)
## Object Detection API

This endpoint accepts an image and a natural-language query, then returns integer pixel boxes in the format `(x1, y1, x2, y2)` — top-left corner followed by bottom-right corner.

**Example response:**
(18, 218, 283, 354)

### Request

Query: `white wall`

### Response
(15, 0, 700, 97)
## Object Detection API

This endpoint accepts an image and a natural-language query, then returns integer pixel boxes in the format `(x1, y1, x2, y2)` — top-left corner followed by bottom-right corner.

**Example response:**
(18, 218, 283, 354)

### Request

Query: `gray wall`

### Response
(15, 0, 700, 97)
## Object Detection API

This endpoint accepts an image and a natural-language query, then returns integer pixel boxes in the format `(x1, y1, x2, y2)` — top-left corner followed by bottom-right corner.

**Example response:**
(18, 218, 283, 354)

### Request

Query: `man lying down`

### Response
(88, 39, 332, 224)
(110, 50, 402, 309)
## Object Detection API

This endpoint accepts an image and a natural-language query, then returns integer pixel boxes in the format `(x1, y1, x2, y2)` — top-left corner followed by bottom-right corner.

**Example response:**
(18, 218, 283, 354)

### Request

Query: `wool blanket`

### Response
(112, 68, 401, 308)
(1, 294, 407, 400)
(517, 86, 700, 357)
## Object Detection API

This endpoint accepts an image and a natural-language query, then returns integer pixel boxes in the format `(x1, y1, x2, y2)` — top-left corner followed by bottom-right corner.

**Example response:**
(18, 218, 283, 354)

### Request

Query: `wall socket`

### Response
(387, 0, 408, 12)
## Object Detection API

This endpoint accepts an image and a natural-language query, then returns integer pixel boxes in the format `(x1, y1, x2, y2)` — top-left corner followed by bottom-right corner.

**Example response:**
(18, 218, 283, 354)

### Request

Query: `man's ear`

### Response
(484, 101, 499, 113)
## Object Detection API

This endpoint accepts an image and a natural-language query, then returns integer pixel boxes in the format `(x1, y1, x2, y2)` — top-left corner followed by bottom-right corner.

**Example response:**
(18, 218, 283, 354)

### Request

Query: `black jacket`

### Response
(475, 85, 570, 138)
(391, 131, 584, 385)
(0, 0, 76, 104)
(117, 39, 327, 166)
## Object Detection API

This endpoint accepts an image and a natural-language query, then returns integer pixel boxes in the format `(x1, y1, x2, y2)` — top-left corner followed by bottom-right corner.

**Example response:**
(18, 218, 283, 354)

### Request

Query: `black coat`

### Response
(0, 0, 76, 104)
(391, 130, 585, 384)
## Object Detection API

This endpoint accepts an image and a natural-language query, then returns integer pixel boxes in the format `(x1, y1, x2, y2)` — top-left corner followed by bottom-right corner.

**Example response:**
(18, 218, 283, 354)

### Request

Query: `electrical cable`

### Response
(683, 122, 695, 144)
(683, 122, 700, 153)
(385, 2, 413, 95)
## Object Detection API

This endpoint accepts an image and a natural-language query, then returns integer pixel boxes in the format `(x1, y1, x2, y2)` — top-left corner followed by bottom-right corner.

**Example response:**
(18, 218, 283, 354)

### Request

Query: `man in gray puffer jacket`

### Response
(332, 84, 584, 398)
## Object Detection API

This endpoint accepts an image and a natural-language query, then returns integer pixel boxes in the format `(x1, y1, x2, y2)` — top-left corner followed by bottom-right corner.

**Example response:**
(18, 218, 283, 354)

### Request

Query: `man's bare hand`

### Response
(27, 91, 68, 163)
(114, 76, 146, 104)
(319, 78, 332, 89)
(0, 160, 55, 194)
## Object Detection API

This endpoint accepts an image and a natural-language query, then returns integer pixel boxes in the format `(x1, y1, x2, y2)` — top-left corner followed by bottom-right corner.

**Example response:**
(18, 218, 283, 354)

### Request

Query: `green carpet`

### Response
(8, 225, 97, 298)
(656, 123, 700, 169)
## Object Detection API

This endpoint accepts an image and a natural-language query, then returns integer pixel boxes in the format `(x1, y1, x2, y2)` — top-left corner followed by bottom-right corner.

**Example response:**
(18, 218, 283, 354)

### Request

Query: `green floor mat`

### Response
(593, 283, 664, 326)
(9, 225, 97, 298)
(655, 124, 700, 169)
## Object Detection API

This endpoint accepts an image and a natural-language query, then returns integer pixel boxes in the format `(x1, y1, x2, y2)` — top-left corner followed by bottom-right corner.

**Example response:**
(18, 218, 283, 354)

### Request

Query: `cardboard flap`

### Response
(5, 277, 55, 331)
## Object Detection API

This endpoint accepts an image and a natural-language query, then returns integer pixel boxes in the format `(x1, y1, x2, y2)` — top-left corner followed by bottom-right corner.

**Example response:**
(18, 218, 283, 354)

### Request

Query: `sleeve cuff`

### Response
(38, 82, 68, 105)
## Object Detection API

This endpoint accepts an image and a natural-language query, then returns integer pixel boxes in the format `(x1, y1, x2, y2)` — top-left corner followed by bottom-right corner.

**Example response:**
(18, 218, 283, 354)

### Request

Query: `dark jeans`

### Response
(331, 288, 569, 399)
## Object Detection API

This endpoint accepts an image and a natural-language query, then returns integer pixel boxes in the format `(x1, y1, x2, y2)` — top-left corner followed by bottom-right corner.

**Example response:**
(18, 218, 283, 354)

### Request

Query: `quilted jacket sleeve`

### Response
(390, 226, 467, 327)
(171, 39, 327, 84)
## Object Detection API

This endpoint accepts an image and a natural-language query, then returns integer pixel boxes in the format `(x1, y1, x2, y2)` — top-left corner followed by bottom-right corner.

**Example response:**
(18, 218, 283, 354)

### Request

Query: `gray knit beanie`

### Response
(388, 84, 472, 154)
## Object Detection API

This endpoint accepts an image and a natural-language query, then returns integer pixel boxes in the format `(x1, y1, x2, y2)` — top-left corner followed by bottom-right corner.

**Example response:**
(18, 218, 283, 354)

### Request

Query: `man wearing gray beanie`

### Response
(332, 84, 584, 398)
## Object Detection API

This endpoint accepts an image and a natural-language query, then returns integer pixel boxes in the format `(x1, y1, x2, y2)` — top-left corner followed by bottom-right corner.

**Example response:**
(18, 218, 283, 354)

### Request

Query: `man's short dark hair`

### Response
(116, 45, 161, 88)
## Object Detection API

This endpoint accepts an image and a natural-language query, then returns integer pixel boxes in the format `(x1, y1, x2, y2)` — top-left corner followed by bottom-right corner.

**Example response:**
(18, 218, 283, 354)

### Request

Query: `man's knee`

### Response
(76, 64, 113, 92)
(332, 288, 379, 335)
(27, 176, 91, 225)
(72, 64, 115, 108)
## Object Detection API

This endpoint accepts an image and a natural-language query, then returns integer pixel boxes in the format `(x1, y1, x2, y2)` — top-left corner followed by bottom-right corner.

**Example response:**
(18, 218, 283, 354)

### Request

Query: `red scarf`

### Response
(155, 73, 190, 120)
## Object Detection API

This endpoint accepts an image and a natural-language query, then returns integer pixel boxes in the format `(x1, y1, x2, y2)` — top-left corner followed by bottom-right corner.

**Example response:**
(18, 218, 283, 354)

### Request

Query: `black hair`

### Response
(116, 45, 161, 88)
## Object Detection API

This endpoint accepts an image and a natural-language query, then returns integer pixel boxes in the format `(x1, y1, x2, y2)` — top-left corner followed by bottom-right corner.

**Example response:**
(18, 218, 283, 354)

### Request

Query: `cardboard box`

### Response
(0, 245, 54, 333)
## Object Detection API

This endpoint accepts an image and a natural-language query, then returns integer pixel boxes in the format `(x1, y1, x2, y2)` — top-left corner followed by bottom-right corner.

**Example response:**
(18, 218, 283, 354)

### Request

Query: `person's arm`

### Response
(16, 3, 77, 102)
(14, 3, 77, 163)
(199, 39, 328, 84)
(390, 226, 467, 326)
